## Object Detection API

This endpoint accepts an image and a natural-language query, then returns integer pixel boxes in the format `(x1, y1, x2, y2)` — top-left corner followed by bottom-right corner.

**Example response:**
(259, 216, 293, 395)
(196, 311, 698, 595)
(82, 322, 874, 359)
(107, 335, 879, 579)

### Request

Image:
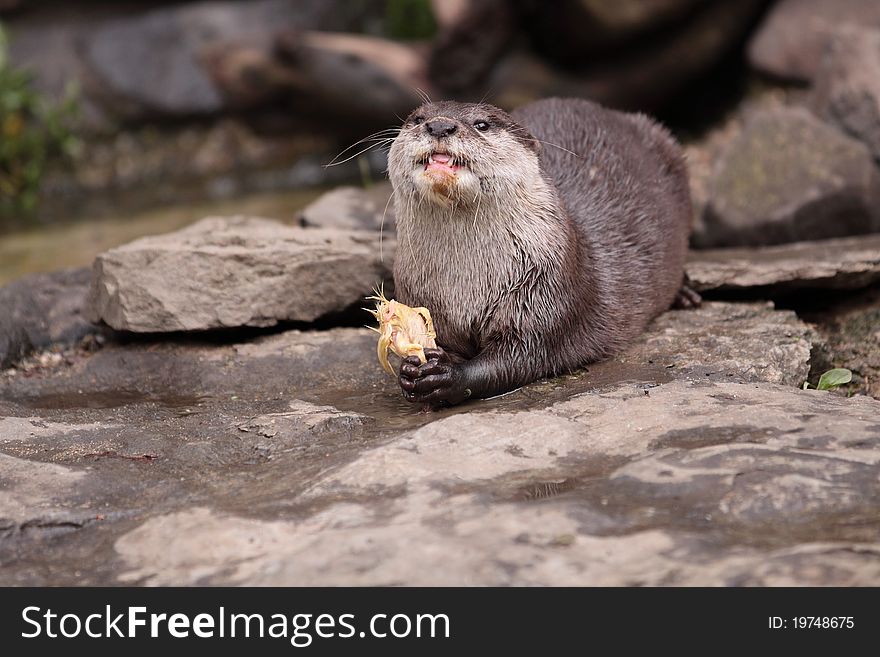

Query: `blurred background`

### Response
(1, 0, 879, 285)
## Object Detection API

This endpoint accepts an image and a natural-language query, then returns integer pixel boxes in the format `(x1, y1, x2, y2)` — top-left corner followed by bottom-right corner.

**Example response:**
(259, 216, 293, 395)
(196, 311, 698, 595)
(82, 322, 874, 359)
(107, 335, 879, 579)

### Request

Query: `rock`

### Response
(6, 296, 871, 586)
(237, 400, 369, 458)
(297, 184, 395, 232)
(748, 0, 880, 83)
(0, 452, 92, 536)
(273, 31, 429, 124)
(522, 0, 704, 63)
(806, 287, 880, 399)
(4, 0, 388, 128)
(0, 268, 96, 370)
(683, 87, 794, 221)
(86, 216, 393, 332)
(810, 26, 880, 162)
(83, 5, 240, 118)
(441, 0, 765, 110)
(79, 0, 381, 120)
(109, 380, 880, 586)
(5, 18, 112, 131)
(622, 302, 813, 387)
(698, 107, 880, 248)
(687, 234, 880, 295)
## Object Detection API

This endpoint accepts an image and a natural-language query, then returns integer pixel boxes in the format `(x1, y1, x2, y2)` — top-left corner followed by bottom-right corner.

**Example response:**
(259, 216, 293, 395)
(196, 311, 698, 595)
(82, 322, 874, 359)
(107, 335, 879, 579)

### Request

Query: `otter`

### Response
(387, 97, 698, 407)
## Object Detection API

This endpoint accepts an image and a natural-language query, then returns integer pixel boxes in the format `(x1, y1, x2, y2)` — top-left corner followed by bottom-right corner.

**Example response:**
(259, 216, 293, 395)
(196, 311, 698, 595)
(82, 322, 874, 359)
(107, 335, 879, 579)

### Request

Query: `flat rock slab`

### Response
(623, 302, 812, 387)
(111, 380, 880, 586)
(687, 233, 880, 295)
(4, 299, 870, 586)
(87, 216, 393, 332)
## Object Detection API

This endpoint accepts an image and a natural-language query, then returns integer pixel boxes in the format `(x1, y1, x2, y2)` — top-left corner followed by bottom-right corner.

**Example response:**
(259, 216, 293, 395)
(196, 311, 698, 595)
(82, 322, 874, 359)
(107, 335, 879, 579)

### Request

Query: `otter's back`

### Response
(511, 98, 691, 323)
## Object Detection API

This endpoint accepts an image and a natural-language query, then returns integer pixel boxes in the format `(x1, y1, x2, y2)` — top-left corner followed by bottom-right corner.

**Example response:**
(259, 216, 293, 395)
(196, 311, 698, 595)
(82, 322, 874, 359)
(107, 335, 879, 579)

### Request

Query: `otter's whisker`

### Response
(508, 127, 582, 159)
(473, 187, 482, 229)
(326, 129, 400, 166)
(477, 88, 497, 106)
(413, 87, 433, 105)
(535, 139, 580, 159)
(324, 139, 395, 168)
(380, 187, 394, 263)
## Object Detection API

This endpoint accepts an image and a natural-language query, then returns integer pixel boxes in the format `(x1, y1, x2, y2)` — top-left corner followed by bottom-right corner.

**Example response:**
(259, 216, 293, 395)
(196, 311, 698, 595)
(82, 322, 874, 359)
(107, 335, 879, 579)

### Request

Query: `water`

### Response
(0, 187, 325, 286)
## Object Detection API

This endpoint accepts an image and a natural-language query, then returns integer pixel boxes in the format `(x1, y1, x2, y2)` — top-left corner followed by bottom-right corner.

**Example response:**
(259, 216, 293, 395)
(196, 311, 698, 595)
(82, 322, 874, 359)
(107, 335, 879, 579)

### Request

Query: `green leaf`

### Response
(816, 368, 853, 391)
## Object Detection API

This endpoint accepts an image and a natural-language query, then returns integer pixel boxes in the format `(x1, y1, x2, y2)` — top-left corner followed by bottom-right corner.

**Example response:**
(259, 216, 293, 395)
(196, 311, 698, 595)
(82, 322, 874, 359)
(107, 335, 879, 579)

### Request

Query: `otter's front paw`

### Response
(398, 348, 471, 407)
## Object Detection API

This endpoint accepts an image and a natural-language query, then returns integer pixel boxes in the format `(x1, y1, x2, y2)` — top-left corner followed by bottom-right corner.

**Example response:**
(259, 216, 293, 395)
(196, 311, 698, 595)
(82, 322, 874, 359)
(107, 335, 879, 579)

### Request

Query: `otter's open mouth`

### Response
(423, 152, 462, 174)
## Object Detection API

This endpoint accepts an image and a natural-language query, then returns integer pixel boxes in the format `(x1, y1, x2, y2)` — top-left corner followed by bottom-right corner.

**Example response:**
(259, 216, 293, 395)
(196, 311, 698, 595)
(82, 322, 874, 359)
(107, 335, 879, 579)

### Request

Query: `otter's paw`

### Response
(672, 284, 703, 310)
(398, 348, 470, 407)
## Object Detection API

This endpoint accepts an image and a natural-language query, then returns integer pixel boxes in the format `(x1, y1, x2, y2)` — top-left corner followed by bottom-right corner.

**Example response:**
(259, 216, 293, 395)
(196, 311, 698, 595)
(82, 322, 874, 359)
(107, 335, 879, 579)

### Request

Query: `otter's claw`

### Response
(398, 348, 469, 407)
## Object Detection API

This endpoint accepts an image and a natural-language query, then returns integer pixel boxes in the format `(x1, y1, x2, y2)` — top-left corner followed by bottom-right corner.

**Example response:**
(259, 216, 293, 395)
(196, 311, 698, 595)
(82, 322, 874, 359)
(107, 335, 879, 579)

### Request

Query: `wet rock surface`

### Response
(4, 294, 879, 586)
(86, 216, 393, 332)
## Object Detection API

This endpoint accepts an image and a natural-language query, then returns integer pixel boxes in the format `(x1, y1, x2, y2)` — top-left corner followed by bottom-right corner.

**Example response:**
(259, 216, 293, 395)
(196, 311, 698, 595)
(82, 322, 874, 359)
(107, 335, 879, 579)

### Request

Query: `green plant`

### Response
(0, 24, 78, 222)
(385, 0, 436, 40)
(802, 368, 853, 391)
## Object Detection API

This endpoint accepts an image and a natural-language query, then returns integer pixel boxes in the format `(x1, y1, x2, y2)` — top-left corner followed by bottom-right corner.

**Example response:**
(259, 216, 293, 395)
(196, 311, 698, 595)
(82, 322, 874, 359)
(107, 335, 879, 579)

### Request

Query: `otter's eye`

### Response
(412, 116, 425, 125)
(473, 120, 490, 132)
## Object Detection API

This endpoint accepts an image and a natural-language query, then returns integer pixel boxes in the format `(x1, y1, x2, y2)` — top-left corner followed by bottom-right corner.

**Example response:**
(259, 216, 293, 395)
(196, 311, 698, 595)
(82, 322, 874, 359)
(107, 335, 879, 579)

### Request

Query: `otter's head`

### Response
(388, 101, 542, 209)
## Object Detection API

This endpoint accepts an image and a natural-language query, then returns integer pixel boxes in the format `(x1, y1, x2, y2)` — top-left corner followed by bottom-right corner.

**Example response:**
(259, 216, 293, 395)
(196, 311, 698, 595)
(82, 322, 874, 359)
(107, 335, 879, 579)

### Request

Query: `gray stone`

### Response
(84, 9, 225, 118)
(108, 381, 880, 586)
(748, 0, 880, 83)
(698, 107, 880, 248)
(5, 296, 873, 586)
(5, 19, 112, 132)
(273, 31, 428, 124)
(86, 216, 392, 332)
(687, 234, 880, 295)
(297, 184, 395, 232)
(621, 302, 813, 387)
(79, 0, 357, 119)
(811, 26, 880, 163)
(0, 268, 97, 369)
(3, 0, 387, 128)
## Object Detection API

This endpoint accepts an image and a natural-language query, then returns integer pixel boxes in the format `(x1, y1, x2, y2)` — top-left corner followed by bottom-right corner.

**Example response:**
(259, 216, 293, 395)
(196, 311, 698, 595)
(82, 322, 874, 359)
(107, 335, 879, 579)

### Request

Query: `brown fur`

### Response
(388, 97, 691, 402)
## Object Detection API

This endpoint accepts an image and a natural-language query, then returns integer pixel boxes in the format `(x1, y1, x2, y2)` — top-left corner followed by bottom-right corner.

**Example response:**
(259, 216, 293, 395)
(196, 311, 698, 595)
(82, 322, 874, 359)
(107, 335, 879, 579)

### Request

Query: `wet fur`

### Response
(388, 97, 691, 397)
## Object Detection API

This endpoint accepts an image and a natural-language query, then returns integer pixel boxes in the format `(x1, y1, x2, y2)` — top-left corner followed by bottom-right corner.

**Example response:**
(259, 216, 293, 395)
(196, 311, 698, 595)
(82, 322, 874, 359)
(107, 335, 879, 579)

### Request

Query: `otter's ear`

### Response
(511, 124, 541, 154)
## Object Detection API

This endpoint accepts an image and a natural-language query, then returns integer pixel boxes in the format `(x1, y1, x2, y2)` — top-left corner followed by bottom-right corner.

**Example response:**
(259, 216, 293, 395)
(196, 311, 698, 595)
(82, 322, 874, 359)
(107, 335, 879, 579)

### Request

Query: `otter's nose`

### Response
(425, 119, 457, 138)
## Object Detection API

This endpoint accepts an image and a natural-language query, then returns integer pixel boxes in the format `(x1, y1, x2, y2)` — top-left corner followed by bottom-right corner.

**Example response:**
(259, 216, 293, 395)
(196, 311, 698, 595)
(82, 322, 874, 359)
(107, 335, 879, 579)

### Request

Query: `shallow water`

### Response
(0, 188, 325, 286)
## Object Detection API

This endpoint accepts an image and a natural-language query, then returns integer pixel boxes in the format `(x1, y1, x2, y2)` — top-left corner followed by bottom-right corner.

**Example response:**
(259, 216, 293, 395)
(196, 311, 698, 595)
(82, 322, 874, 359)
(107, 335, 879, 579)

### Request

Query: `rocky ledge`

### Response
(2, 266, 879, 584)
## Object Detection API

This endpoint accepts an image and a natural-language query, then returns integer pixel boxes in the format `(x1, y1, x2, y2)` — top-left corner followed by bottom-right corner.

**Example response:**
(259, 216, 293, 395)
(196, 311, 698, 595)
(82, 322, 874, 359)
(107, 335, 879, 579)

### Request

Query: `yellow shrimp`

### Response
(365, 288, 437, 375)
